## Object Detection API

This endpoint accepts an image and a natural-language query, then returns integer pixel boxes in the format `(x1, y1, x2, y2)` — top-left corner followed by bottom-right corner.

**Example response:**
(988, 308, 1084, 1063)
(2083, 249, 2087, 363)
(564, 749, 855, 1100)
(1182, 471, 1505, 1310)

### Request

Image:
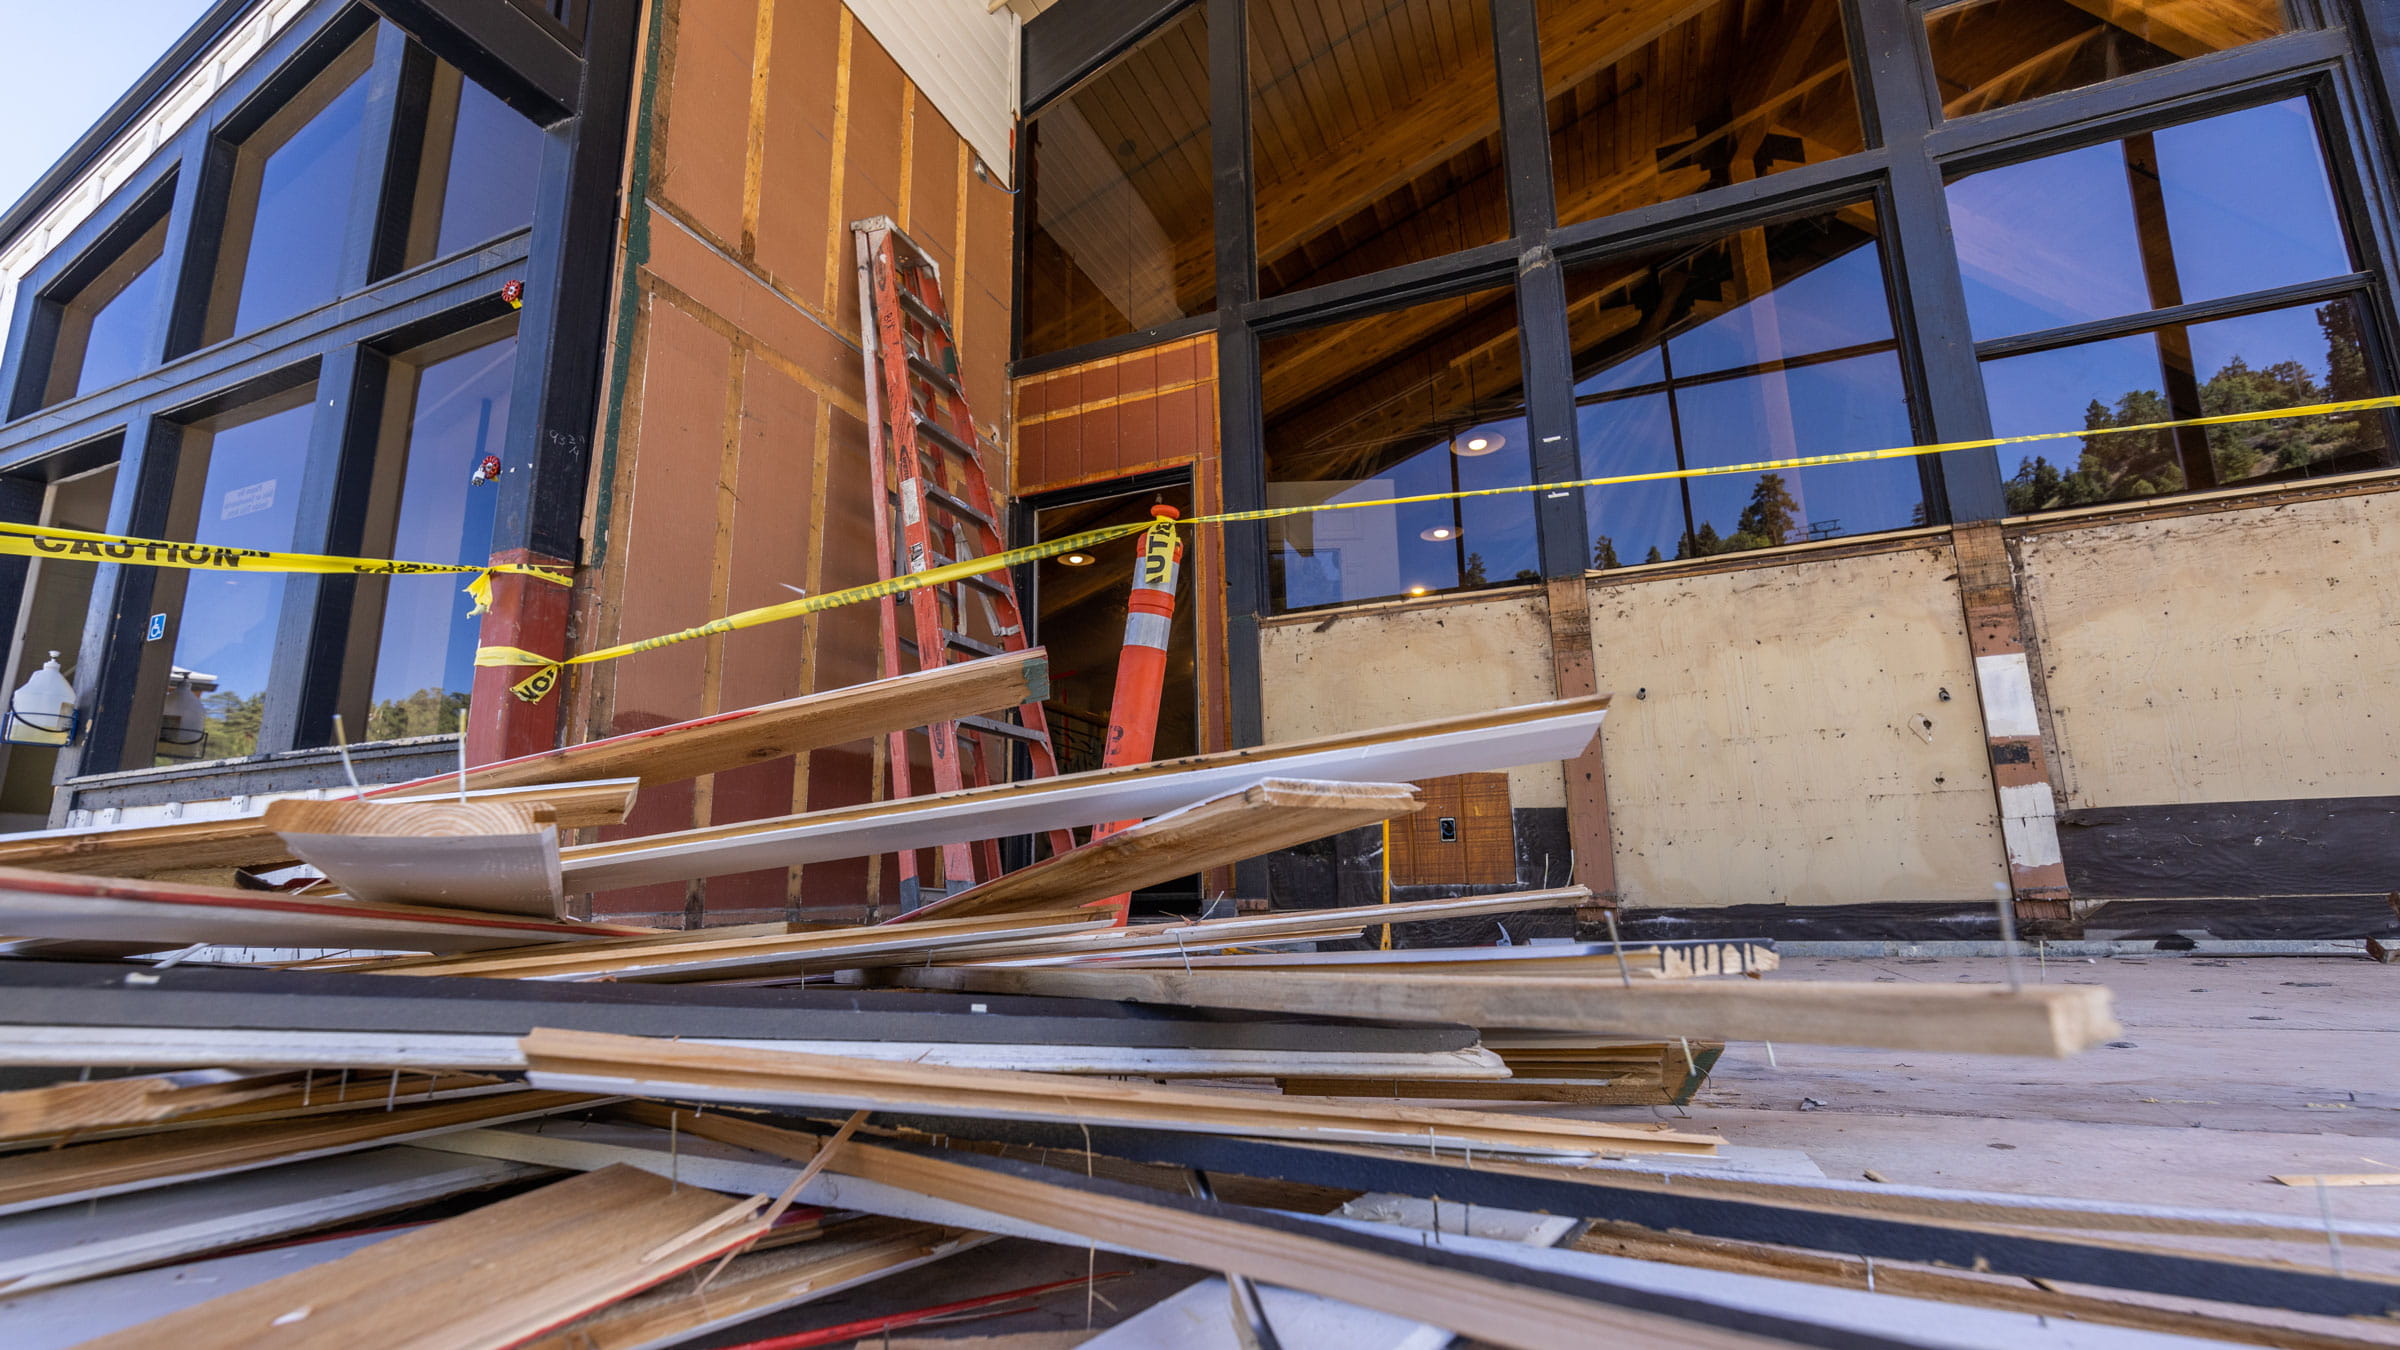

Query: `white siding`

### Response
(843, 0, 1021, 187)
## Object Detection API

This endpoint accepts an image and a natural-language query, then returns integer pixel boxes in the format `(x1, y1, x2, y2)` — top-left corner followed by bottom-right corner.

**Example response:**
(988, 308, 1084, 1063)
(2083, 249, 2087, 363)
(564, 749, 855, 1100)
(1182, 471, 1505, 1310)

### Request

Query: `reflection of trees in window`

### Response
(369, 687, 471, 740)
(2002, 303, 2380, 514)
(202, 691, 267, 762)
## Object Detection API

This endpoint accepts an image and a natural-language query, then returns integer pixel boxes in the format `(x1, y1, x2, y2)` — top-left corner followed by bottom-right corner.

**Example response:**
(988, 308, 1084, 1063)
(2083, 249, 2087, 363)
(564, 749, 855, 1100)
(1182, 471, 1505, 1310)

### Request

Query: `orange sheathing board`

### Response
(592, 299, 732, 918)
(724, 353, 819, 709)
(642, 222, 865, 418)
(656, 0, 760, 245)
(910, 138, 962, 277)
(750, 0, 841, 309)
(832, 35, 908, 343)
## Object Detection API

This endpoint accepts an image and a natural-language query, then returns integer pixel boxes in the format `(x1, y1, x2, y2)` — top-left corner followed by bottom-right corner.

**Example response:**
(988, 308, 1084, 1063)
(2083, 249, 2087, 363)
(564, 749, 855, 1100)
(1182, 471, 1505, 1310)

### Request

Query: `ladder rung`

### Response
(906, 350, 963, 397)
(941, 630, 1004, 658)
(955, 714, 1046, 743)
(912, 415, 978, 459)
(895, 285, 949, 331)
(916, 481, 994, 529)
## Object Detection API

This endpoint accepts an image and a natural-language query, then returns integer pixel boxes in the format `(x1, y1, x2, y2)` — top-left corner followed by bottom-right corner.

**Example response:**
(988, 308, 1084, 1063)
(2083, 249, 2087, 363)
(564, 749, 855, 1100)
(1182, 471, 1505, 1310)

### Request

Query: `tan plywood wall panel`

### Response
(2017, 492, 2400, 809)
(1259, 594, 1566, 809)
(574, 0, 1017, 922)
(1589, 546, 2006, 908)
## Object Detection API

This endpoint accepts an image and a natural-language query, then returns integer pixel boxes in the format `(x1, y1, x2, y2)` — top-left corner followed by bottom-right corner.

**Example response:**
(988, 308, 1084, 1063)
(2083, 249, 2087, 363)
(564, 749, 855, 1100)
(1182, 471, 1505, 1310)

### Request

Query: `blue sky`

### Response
(0, 3, 216, 215)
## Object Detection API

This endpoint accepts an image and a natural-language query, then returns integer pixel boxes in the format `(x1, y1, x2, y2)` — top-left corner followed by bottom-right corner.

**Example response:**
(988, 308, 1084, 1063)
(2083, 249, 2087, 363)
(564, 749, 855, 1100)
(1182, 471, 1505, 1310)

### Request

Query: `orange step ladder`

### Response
(852, 217, 1073, 909)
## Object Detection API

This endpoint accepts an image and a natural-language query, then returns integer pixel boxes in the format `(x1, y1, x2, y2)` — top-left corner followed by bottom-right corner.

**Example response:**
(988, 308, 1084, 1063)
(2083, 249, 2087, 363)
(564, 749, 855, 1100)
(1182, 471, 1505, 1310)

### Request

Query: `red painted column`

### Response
(464, 547, 575, 767)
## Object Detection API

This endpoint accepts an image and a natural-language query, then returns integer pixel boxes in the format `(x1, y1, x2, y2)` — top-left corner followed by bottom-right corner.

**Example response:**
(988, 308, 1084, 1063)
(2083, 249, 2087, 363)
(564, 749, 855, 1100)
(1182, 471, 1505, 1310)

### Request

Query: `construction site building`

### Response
(0, 0, 2397, 942)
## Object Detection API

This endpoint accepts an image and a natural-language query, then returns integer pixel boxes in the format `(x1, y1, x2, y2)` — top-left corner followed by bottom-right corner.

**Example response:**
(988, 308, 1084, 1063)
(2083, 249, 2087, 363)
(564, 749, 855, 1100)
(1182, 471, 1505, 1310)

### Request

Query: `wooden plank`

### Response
(0, 1148, 546, 1294)
(901, 778, 1422, 922)
(928, 887, 1595, 964)
(1571, 1220, 2398, 1350)
(0, 865, 656, 953)
(0, 1091, 599, 1217)
(1086, 940, 1777, 979)
(0, 1071, 292, 1142)
(0, 780, 637, 879)
(791, 1134, 1784, 1349)
(374, 650, 1048, 796)
(267, 798, 562, 917)
(518, 1027, 1721, 1157)
(560, 697, 1609, 890)
(2273, 1174, 2400, 1188)
(365, 910, 1109, 982)
(516, 1219, 987, 1350)
(898, 970, 2122, 1057)
(76, 1166, 771, 1350)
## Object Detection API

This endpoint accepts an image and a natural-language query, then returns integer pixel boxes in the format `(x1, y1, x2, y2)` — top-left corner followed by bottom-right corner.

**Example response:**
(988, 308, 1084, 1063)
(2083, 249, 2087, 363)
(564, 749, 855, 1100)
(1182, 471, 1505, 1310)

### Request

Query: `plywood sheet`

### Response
(2017, 493, 2400, 809)
(1260, 594, 1566, 808)
(1587, 546, 2006, 908)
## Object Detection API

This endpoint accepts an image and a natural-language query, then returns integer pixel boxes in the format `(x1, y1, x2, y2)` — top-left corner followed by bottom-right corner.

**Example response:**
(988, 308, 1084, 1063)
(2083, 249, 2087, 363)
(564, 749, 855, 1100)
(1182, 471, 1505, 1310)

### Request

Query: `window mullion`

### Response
(1850, 0, 2005, 523)
(254, 345, 369, 755)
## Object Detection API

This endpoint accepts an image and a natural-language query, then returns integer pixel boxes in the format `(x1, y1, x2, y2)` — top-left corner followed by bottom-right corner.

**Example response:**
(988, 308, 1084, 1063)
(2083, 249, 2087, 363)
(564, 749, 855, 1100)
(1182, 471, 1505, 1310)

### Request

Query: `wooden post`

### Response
(1544, 577, 1617, 904)
(1952, 523, 2071, 919)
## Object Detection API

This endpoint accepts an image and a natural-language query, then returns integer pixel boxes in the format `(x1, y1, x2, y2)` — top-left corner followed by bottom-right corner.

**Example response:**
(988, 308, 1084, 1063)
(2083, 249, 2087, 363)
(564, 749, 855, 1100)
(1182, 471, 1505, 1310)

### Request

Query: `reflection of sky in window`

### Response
(71, 250, 164, 398)
(433, 79, 544, 257)
(230, 73, 369, 336)
(372, 337, 513, 710)
(173, 400, 315, 702)
(1950, 98, 2351, 341)
(1676, 353, 1919, 540)
(1950, 142, 2148, 339)
(1577, 394, 1683, 563)
(2152, 99, 2350, 307)
(1980, 333, 2158, 478)
(1668, 242, 1894, 375)
(2183, 303, 2337, 383)
(1577, 345, 1664, 398)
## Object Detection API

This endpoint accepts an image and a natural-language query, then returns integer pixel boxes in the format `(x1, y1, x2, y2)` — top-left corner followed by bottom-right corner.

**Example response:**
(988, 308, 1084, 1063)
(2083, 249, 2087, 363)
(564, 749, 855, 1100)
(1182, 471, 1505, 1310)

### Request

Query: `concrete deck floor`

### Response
(683, 953, 2400, 1347)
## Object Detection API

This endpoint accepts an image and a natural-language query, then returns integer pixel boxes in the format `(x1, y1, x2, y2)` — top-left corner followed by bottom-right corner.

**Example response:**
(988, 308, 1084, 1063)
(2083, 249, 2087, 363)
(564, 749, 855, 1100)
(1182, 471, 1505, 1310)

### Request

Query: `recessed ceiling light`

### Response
(1059, 553, 1094, 566)
(1407, 585, 1430, 597)
(1453, 432, 1503, 457)
(1419, 526, 1457, 541)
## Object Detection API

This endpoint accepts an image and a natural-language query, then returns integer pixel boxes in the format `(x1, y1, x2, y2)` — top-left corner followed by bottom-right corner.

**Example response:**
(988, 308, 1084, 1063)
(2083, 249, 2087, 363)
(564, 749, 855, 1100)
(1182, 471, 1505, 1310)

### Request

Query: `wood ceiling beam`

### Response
(2047, 0, 2280, 61)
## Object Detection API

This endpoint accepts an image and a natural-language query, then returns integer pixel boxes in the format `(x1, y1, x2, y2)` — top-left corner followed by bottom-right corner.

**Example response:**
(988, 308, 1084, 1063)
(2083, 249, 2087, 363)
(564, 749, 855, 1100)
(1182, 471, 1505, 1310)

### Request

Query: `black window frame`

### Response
(0, 0, 639, 811)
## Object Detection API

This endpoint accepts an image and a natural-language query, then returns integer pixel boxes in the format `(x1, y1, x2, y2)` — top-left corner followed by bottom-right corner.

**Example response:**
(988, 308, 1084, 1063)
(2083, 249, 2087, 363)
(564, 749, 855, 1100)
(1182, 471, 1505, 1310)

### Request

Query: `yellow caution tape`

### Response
(479, 392, 2400, 701)
(476, 518, 1160, 701)
(0, 521, 572, 615)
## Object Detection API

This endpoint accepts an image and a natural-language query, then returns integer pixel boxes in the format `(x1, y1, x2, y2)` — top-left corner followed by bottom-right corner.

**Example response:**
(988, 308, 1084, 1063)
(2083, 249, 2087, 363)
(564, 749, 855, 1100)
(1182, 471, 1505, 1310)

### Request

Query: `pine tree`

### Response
(1460, 552, 1488, 586)
(1728, 473, 1799, 551)
(1642, 545, 1664, 564)
(1591, 535, 1620, 569)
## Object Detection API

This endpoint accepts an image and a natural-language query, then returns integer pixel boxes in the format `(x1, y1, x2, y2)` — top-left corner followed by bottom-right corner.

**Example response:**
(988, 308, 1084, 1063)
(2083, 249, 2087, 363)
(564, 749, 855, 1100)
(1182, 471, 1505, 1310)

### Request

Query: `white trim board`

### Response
(563, 702, 1608, 890)
(0, 1024, 1509, 1079)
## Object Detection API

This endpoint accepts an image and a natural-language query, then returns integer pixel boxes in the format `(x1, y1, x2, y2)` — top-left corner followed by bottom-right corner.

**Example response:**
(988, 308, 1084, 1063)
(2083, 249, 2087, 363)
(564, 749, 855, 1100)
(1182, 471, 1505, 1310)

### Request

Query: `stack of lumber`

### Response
(13, 658, 2340, 1349)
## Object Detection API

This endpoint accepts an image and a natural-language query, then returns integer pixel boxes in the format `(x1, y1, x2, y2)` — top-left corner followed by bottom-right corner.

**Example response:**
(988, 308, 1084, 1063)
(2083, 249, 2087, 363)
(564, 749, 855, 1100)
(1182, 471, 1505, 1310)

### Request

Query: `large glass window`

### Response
(1262, 286, 1538, 610)
(1020, 6, 1213, 357)
(149, 386, 318, 762)
(1926, 0, 2288, 120)
(1948, 99, 2352, 341)
(202, 35, 377, 345)
(1541, 0, 1862, 231)
(1952, 98, 2390, 510)
(1565, 205, 1923, 566)
(43, 219, 169, 407)
(397, 62, 547, 271)
(346, 322, 518, 738)
(1248, 0, 1506, 298)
